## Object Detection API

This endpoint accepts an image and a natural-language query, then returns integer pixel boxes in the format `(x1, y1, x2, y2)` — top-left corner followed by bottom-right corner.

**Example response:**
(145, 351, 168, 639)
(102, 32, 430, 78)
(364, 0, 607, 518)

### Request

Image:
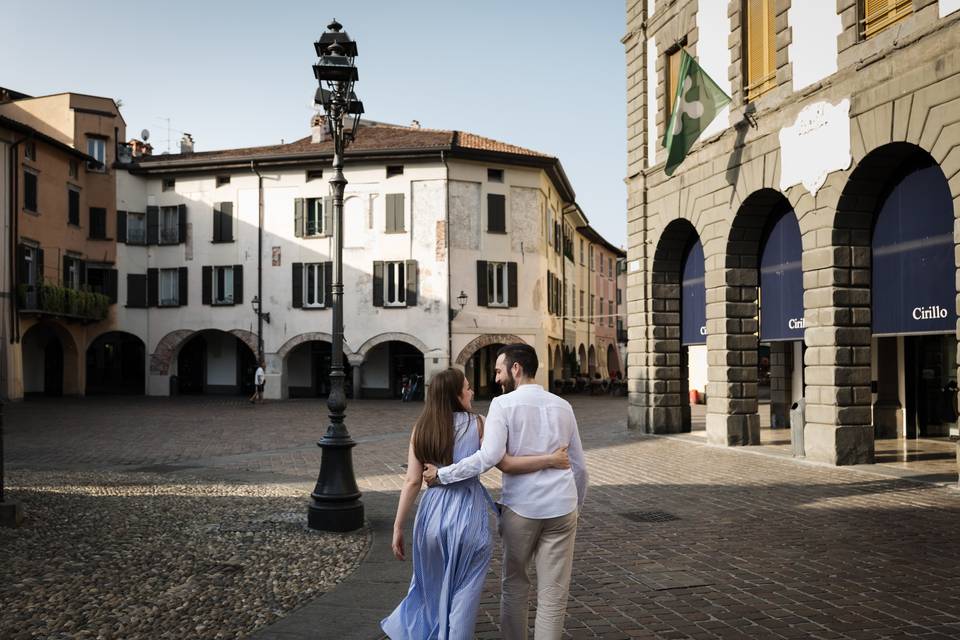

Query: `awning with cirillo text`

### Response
(681, 238, 706, 346)
(872, 160, 956, 336)
(760, 205, 804, 342)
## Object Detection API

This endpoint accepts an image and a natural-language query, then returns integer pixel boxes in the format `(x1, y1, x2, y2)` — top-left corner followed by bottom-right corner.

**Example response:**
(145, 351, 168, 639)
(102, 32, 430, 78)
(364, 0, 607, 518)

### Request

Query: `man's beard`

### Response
(500, 370, 516, 393)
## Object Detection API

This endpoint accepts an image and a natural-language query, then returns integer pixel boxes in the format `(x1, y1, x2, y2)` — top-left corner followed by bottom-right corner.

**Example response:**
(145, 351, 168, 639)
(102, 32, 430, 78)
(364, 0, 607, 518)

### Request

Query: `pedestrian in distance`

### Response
(381, 367, 570, 640)
(250, 360, 266, 404)
(424, 344, 589, 640)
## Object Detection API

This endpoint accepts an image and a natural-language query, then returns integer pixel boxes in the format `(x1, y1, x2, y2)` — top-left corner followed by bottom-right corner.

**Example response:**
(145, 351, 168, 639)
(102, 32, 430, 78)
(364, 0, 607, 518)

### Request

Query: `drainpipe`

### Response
(441, 150, 452, 372)
(250, 161, 264, 362)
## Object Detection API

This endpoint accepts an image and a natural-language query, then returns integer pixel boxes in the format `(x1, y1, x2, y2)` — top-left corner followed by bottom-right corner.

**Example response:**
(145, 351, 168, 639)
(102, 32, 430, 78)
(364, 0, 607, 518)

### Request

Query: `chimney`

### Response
(410, 120, 421, 129)
(179, 133, 194, 154)
(311, 114, 326, 143)
(128, 139, 153, 158)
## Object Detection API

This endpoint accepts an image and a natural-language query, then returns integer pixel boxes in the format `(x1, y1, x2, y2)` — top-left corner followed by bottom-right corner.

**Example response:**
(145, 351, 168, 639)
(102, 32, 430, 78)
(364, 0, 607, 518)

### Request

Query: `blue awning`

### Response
(872, 161, 956, 336)
(681, 238, 706, 346)
(760, 206, 804, 342)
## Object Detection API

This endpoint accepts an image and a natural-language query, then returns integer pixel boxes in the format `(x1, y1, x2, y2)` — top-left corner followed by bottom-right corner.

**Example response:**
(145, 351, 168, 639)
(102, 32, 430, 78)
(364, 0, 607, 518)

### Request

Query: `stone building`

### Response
(624, 0, 960, 464)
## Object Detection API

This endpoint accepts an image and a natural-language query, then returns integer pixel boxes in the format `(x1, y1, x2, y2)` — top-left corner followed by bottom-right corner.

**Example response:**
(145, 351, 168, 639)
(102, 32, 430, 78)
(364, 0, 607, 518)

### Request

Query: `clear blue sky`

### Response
(4, 0, 627, 246)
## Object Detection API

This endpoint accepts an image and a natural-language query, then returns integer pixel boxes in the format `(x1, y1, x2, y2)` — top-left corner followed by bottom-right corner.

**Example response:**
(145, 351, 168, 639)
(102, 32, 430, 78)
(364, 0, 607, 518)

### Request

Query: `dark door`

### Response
(43, 339, 64, 396)
(178, 336, 206, 394)
(238, 340, 257, 396)
(906, 335, 949, 438)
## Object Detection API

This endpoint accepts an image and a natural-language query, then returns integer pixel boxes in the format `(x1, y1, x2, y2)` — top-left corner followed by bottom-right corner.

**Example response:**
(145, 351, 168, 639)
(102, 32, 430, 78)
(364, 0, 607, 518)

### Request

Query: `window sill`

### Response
(158, 303, 181, 308)
(486, 303, 509, 309)
(302, 305, 328, 310)
(383, 303, 408, 308)
(24, 209, 39, 216)
(88, 236, 113, 241)
(124, 240, 147, 246)
(211, 301, 236, 307)
(68, 222, 81, 229)
(486, 229, 507, 235)
(124, 305, 148, 309)
(383, 230, 407, 235)
(210, 239, 235, 244)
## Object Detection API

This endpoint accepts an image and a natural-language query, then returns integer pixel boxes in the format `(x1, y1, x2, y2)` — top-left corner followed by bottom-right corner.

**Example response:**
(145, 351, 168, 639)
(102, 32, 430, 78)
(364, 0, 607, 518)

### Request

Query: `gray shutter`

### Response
(62, 255, 70, 287)
(233, 264, 243, 304)
(292, 263, 303, 308)
(222, 202, 233, 241)
(79, 259, 86, 287)
(395, 194, 405, 232)
(106, 269, 118, 304)
(37, 248, 44, 285)
(476, 260, 488, 307)
(177, 204, 187, 244)
(117, 211, 127, 244)
(386, 194, 404, 233)
(147, 268, 158, 307)
(488, 194, 505, 232)
(146, 206, 159, 245)
(294, 198, 304, 238)
(373, 261, 384, 307)
(323, 261, 333, 308)
(202, 266, 212, 305)
(508, 261, 518, 308)
(405, 260, 418, 307)
(126, 274, 146, 308)
(323, 196, 333, 237)
(178, 267, 188, 306)
(547, 272, 553, 314)
(212, 204, 222, 242)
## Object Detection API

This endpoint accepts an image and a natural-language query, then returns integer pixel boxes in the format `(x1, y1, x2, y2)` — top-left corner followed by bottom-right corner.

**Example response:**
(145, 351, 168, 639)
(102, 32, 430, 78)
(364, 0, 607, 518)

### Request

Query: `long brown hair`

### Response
(412, 368, 469, 466)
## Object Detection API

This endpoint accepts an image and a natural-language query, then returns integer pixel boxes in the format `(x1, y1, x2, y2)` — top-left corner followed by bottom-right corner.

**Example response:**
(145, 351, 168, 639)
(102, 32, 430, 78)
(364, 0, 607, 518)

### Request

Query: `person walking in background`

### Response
(424, 344, 588, 640)
(250, 360, 265, 404)
(382, 368, 570, 640)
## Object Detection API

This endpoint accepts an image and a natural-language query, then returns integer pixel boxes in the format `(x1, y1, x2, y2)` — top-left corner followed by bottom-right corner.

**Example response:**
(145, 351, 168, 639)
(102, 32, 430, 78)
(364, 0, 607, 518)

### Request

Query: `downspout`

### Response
(442, 150, 452, 370)
(587, 241, 592, 372)
(250, 161, 264, 362)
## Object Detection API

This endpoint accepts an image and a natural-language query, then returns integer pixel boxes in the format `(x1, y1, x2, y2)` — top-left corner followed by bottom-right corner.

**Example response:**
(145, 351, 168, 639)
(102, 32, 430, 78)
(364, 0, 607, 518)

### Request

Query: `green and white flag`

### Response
(663, 50, 731, 176)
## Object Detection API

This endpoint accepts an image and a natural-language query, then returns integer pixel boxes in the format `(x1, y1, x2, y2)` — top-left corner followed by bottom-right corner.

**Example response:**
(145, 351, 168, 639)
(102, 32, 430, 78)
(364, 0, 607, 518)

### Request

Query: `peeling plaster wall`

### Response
(510, 186, 540, 254)
(449, 180, 481, 251)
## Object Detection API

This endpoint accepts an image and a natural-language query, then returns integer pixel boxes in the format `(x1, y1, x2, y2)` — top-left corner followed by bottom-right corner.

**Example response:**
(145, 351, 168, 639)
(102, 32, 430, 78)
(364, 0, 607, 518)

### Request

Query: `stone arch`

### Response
(454, 334, 526, 366)
(357, 332, 430, 360)
(86, 330, 146, 395)
(275, 332, 336, 361)
(21, 321, 81, 396)
(577, 344, 587, 373)
(150, 328, 260, 375)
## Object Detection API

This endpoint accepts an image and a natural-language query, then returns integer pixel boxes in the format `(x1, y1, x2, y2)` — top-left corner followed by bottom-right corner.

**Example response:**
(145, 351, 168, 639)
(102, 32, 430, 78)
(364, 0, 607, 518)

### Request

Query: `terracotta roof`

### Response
(136, 123, 552, 164)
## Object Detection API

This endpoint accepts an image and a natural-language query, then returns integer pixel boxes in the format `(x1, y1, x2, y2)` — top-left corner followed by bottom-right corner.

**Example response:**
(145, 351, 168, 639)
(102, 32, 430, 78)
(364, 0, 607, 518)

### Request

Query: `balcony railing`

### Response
(17, 283, 109, 322)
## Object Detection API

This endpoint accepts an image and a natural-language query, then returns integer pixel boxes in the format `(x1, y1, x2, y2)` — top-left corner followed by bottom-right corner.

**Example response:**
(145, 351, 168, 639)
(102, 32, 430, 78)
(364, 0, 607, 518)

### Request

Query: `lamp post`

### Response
(251, 295, 270, 361)
(308, 19, 365, 532)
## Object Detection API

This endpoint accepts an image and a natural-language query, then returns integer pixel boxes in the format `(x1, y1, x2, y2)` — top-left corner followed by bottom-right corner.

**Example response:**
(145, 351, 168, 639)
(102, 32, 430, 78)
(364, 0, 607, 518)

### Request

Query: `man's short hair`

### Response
(497, 343, 538, 378)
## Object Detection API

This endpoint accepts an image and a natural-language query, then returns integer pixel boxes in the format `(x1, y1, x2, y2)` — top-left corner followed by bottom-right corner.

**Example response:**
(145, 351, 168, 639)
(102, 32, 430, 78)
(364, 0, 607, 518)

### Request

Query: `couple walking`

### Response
(381, 344, 589, 639)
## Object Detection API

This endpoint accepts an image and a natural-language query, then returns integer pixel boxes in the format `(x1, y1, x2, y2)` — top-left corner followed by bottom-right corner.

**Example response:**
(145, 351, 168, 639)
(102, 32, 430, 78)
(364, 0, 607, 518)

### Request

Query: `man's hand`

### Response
(549, 447, 570, 469)
(422, 463, 439, 486)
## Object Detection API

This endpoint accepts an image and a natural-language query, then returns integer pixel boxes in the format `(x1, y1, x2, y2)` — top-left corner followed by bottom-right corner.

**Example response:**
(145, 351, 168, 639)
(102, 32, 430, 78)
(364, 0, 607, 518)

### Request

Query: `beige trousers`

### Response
(499, 506, 578, 640)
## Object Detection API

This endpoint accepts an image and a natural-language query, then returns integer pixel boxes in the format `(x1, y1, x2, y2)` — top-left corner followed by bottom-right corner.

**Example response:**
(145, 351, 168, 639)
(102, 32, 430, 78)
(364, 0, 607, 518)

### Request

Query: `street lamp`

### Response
(308, 19, 365, 532)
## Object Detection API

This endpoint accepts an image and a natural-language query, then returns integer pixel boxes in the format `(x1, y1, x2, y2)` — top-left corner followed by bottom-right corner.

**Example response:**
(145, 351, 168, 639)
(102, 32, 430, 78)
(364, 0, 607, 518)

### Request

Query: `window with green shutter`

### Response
(385, 194, 405, 233)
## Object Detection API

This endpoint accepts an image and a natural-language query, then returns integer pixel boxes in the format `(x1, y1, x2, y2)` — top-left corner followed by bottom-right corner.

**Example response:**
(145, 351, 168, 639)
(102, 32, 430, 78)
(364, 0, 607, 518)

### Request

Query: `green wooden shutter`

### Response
(126, 274, 146, 308)
(323, 261, 333, 308)
(323, 197, 333, 237)
(405, 260, 418, 307)
(294, 198, 305, 238)
(106, 269, 118, 304)
(146, 206, 159, 245)
(508, 262, 518, 308)
(373, 261, 384, 307)
(177, 204, 187, 244)
(178, 267, 188, 306)
(487, 194, 506, 233)
(202, 266, 212, 305)
(221, 202, 233, 241)
(147, 268, 158, 307)
(292, 263, 303, 308)
(117, 211, 127, 244)
(233, 264, 243, 304)
(476, 260, 488, 307)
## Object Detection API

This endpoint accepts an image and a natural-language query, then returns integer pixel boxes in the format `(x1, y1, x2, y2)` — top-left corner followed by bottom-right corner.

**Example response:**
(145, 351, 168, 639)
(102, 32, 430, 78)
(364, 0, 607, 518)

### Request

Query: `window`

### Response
(386, 165, 404, 178)
(487, 168, 504, 182)
(160, 268, 180, 306)
(306, 198, 325, 236)
(589, 245, 595, 271)
(590, 294, 595, 320)
(85, 265, 118, 303)
(743, 0, 776, 101)
(861, 0, 911, 39)
(617, 288, 622, 305)
(22, 245, 38, 286)
(666, 48, 682, 118)
(487, 194, 506, 233)
(304, 263, 326, 308)
(580, 290, 584, 319)
(126, 274, 147, 308)
(609, 301, 615, 327)
(127, 212, 146, 244)
(87, 137, 106, 171)
(487, 262, 508, 308)
(608, 257, 613, 277)
(24, 171, 37, 211)
(216, 175, 230, 187)
(160, 206, 180, 243)
(385, 261, 407, 307)
(385, 194, 405, 233)
(162, 177, 176, 192)
(24, 141, 36, 161)
(600, 254, 605, 274)
(580, 239, 585, 265)
(64, 256, 81, 290)
(600, 297, 605, 324)
(68, 188, 80, 226)
(213, 266, 235, 305)
(69, 160, 79, 178)
(306, 169, 324, 182)
(89, 207, 107, 239)
(213, 202, 233, 242)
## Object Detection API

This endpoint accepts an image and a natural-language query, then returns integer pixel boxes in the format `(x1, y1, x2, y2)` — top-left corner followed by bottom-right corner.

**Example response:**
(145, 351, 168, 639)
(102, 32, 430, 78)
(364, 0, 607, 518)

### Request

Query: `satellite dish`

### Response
(141, 129, 150, 141)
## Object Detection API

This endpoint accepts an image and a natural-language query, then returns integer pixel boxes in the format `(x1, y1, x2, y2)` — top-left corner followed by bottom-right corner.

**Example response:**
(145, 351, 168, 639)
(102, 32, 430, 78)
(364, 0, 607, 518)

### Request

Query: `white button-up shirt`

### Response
(437, 384, 588, 519)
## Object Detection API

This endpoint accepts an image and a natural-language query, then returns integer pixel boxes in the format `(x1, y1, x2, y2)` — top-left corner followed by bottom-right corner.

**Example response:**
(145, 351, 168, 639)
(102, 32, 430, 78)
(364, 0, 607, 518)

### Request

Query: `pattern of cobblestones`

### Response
(6, 396, 960, 639)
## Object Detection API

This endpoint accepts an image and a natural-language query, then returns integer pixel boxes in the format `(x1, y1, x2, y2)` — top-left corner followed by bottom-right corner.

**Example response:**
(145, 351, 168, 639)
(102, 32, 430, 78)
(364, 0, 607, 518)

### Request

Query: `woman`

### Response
(381, 368, 569, 639)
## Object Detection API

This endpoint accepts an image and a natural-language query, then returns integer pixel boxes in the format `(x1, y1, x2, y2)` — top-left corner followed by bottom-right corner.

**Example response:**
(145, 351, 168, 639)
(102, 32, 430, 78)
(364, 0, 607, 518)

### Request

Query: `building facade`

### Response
(625, 0, 960, 464)
(0, 91, 125, 399)
(114, 120, 622, 400)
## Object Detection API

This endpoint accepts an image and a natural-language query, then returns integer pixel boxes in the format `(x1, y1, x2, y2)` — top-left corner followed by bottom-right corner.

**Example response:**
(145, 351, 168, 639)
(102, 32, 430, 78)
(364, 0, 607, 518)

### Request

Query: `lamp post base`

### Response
(307, 498, 364, 532)
(0, 501, 23, 528)
(307, 438, 364, 532)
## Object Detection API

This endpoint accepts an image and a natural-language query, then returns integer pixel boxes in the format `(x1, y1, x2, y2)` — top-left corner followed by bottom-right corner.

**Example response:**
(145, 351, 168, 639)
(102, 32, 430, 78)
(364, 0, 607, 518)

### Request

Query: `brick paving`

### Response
(6, 396, 960, 639)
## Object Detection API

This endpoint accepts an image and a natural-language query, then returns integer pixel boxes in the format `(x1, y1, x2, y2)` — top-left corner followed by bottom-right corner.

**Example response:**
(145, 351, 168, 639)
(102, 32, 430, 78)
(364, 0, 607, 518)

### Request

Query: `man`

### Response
(423, 344, 588, 639)
(250, 360, 266, 404)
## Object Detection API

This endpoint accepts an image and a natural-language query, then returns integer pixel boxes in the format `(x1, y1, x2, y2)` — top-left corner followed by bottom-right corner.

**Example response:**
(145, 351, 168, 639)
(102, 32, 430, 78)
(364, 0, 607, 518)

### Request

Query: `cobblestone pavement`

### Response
(6, 396, 960, 639)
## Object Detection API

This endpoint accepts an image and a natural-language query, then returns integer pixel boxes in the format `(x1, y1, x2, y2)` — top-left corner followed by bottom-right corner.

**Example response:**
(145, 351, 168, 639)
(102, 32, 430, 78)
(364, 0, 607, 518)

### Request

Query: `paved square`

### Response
(5, 396, 960, 639)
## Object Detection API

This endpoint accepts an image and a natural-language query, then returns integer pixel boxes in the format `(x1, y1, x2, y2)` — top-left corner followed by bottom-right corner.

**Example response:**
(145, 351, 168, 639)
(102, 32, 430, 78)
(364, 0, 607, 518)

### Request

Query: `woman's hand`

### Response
(549, 447, 570, 469)
(392, 528, 406, 561)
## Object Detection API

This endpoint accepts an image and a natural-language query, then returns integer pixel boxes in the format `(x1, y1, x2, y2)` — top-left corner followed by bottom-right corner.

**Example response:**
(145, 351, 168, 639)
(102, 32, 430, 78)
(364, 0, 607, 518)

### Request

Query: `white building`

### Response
(114, 120, 615, 399)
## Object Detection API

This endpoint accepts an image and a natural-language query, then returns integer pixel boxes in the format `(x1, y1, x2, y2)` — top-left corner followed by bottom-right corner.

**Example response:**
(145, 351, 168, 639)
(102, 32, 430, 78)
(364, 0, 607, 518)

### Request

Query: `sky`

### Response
(3, 0, 627, 246)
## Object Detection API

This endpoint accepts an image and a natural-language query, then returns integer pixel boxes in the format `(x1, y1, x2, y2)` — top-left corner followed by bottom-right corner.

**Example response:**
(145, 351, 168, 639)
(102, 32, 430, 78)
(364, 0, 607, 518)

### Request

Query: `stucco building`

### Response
(625, 0, 960, 465)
